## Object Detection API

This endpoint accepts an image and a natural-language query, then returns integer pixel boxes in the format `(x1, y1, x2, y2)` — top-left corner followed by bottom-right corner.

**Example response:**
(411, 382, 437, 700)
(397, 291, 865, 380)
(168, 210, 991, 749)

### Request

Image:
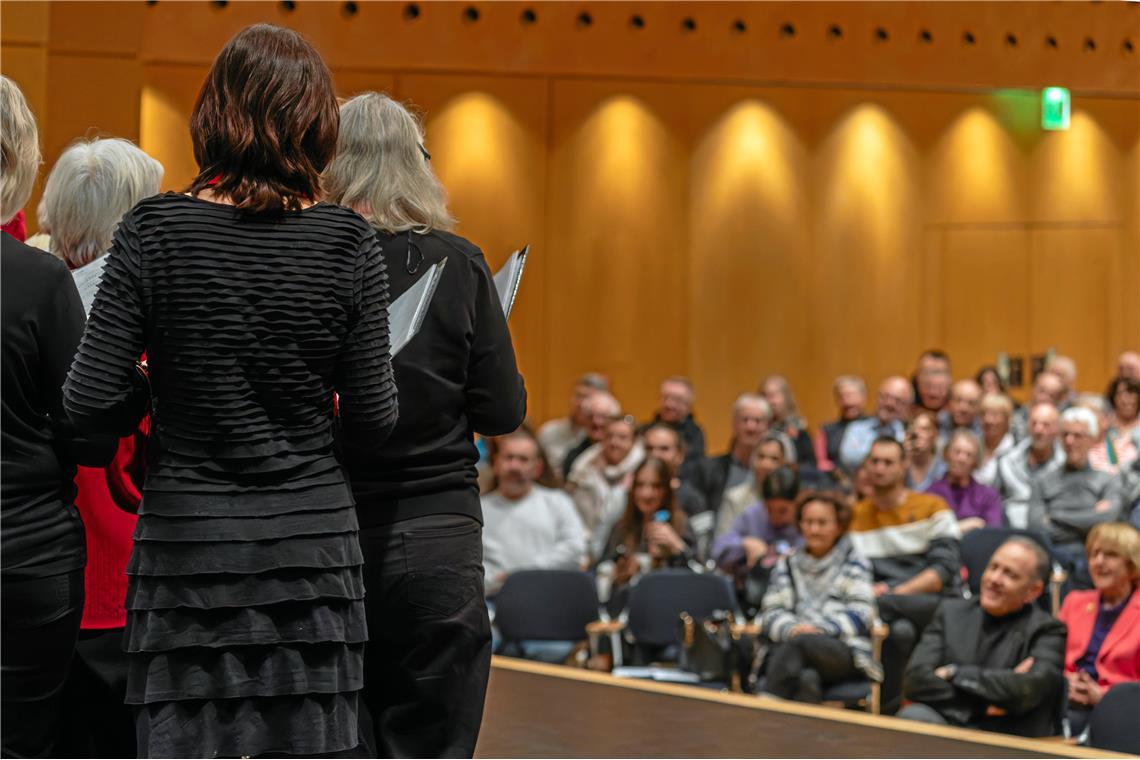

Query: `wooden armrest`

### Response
(731, 622, 761, 638)
(586, 619, 626, 636)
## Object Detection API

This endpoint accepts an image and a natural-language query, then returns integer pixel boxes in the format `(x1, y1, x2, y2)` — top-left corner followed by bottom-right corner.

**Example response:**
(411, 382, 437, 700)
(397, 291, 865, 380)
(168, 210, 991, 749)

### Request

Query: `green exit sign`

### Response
(1042, 87, 1071, 130)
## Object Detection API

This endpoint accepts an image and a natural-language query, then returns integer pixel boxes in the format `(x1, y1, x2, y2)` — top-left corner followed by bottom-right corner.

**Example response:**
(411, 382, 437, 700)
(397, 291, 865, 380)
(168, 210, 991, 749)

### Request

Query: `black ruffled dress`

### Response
(63, 193, 398, 758)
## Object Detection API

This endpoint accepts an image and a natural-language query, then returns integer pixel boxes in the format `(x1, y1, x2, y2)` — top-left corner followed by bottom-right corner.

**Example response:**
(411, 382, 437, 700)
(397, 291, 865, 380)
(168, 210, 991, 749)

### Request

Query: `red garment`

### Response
(1057, 587, 1140, 692)
(73, 419, 147, 629)
(2, 210, 27, 242)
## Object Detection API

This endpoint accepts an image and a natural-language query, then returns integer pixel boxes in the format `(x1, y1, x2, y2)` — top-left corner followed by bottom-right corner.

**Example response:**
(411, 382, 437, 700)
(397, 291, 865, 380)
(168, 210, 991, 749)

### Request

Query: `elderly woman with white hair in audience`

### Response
(40, 136, 161, 757)
(926, 429, 1003, 533)
(1, 75, 117, 758)
(974, 392, 1016, 486)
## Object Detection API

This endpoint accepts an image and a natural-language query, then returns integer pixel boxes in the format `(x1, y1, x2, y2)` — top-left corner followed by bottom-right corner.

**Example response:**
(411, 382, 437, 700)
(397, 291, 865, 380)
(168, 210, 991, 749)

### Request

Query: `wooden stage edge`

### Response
(489, 656, 1133, 760)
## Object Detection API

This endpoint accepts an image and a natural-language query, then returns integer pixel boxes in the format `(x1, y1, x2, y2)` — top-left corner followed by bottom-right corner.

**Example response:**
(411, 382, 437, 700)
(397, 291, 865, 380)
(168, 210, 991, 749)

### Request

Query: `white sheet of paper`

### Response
(492, 245, 528, 319)
(388, 258, 447, 357)
(72, 254, 109, 317)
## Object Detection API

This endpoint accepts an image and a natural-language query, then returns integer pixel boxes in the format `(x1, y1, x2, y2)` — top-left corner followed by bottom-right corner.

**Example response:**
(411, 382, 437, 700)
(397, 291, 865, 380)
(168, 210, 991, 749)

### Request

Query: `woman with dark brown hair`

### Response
(63, 24, 397, 758)
(595, 457, 695, 616)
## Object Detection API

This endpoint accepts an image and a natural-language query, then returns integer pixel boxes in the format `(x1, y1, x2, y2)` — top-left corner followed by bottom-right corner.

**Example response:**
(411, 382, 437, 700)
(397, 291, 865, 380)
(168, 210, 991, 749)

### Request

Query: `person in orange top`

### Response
(1056, 522, 1140, 737)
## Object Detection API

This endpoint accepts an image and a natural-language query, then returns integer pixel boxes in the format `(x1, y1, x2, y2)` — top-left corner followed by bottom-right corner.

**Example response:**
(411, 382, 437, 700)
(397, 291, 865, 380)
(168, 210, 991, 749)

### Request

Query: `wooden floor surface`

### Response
(476, 657, 1122, 759)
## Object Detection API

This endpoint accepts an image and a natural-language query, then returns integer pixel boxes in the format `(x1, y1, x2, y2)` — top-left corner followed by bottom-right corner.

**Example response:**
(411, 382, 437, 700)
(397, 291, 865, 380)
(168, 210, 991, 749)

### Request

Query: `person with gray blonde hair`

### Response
(761, 374, 817, 470)
(1, 76, 40, 227)
(42, 137, 163, 270)
(692, 393, 772, 517)
(815, 374, 869, 472)
(326, 91, 526, 757)
(2, 74, 117, 758)
(927, 429, 1003, 533)
(1028, 406, 1122, 579)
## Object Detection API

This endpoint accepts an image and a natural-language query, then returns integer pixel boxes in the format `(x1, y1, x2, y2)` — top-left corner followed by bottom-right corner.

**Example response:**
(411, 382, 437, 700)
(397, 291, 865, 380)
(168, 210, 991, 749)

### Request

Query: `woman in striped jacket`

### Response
(759, 491, 882, 702)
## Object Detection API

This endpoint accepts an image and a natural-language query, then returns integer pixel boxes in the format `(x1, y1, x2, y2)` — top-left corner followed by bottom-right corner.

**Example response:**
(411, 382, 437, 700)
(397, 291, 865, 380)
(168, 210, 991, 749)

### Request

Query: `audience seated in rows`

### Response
(837, 376, 912, 474)
(759, 492, 881, 703)
(481, 429, 587, 597)
(716, 432, 791, 538)
(760, 375, 816, 470)
(536, 372, 609, 480)
(904, 411, 945, 492)
(900, 538, 1065, 737)
(926, 429, 1003, 534)
(691, 393, 771, 521)
(995, 403, 1064, 529)
(1056, 522, 1140, 737)
(595, 457, 695, 616)
(566, 414, 644, 561)
(712, 467, 802, 613)
(561, 389, 621, 477)
(975, 393, 1017, 487)
(849, 437, 962, 714)
(640, 376, 706, 477)
(814, 375, 869, 473)
(1027, 407, 1122, 576)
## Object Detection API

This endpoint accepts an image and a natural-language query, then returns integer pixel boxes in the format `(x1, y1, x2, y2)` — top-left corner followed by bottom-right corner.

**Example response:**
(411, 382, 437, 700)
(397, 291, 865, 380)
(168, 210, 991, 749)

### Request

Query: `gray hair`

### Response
(758, 431, 797, 465)
(323, 92, 454, 234)
(945, 427, 982, 465)
(577, 372, 610, 392)
(1, 76, 40, 226)
(733, 392, 772, 420)
(833, 374, 866, 397)
(1060, 406, 1099, 439)
(43, 138, 163, 269)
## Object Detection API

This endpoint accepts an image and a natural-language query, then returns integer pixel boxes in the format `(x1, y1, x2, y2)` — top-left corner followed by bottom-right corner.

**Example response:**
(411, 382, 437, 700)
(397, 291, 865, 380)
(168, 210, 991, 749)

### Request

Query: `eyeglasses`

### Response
(418, 143, 431, 162)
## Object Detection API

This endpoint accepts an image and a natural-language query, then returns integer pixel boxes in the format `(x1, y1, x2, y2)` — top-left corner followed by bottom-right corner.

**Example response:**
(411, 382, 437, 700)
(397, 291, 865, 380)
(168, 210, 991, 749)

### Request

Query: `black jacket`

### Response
(2, 234, 115, 578)
(347, 229, 526, 526)
(904, 597, 1066, 737)
(641, 413, 706, 476)
(691, 453, 736, 519)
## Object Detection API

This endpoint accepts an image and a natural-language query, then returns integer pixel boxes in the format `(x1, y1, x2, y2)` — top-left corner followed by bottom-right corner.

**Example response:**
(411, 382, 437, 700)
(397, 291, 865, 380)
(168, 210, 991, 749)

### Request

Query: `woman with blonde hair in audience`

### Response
(759, 491, 881, 702)
(595, 457, 695, 617)
(904, 410, 944, 492)
(40, 136, 162, 757)
(760, 375, 817, 469)
(323, 91, 526, 756)
(717, 432, 793, 536)
(1, 75, 117, 758)
(927, 429, 1003, 533)
(974, 393, 1016, 487)
(1057, 522, 1140, 737)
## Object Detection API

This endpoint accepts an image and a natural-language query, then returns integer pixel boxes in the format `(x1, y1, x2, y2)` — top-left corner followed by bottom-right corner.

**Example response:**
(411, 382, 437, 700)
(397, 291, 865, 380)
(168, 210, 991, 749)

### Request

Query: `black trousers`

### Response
(357, 514, 491, 759)
(877, 593, 942, 716)
(1, 569, 84, 759)
(764, 634, 859, 703)
(55, 628, 136, 759)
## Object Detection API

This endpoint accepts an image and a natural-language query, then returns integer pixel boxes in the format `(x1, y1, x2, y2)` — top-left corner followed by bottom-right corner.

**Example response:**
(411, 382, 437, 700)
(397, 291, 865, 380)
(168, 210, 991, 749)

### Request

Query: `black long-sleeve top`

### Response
(904, 597, 1066, 737)
(63, 194, 398, 527)
(346, 229, 526, 526)
(2, 233, 115, 578)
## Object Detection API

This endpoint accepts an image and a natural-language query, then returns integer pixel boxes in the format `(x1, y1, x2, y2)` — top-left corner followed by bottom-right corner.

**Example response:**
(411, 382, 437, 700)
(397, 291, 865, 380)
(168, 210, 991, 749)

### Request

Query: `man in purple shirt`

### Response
(927, 429, 1003, 533)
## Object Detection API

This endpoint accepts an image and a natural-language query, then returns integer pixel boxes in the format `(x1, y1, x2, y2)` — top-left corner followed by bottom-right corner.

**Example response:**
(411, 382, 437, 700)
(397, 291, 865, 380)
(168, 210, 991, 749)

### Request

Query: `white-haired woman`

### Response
(323, 92, 526, 757)
(1, 75, 116, 758)
(42, 136, 161, 758)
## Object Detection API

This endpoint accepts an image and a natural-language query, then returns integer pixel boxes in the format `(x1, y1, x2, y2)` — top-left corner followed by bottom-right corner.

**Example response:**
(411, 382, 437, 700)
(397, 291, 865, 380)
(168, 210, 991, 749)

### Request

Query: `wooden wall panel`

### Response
(1029, 229, 1115, 394)
(546, 80, 691, 428)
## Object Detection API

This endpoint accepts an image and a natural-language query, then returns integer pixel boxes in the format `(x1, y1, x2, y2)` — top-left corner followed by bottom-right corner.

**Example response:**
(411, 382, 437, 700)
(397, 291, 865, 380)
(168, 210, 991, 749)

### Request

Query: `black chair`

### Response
(625, 570, 738, 651)
(493, 570, 600, 660)
(959, 527, 1063, 613)
(1087, 682, 1140, 754)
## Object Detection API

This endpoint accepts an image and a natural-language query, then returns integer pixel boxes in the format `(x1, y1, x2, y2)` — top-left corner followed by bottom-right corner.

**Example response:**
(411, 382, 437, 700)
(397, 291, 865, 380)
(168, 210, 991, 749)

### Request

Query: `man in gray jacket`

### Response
(1027, 407, 1121, 571)
(995, 403, 1064, 528)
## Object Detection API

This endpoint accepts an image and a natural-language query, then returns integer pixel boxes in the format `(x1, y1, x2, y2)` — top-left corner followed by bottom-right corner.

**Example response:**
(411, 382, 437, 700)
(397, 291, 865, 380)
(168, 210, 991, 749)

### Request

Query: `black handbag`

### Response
(678, 609, 743, 687)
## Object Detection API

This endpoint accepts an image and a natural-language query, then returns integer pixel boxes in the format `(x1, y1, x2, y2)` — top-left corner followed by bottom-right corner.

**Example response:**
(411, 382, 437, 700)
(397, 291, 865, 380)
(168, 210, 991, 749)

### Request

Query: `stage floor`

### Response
(476, 657, 1123, 759)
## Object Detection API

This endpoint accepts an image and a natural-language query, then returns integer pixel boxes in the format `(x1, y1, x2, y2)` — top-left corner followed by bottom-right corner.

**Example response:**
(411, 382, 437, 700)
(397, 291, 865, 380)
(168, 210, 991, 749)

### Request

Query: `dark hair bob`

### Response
(187, 24, 338, 213)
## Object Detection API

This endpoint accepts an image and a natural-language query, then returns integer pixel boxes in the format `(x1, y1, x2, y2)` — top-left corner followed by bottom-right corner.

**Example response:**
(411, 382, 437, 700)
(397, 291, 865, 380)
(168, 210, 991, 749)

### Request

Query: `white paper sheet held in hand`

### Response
(72, 254, 110, 317)
(388, 259, 447, 357)
(493, 245, 528, 319)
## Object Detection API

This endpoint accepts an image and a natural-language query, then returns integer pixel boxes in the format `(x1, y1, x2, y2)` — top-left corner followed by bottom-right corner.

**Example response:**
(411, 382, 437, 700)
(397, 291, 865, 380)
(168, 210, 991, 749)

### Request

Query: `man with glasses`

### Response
(837, 376, 914, 474)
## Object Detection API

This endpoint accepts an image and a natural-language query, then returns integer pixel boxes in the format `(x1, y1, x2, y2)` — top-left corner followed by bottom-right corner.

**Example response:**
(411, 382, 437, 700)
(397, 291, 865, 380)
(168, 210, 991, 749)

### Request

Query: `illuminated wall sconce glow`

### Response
(1041, 87, 1071, 130)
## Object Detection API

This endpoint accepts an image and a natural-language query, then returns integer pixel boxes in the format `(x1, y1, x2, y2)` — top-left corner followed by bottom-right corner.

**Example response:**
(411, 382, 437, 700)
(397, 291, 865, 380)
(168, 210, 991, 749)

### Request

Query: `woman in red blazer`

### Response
(1057, 522, 1140, 736)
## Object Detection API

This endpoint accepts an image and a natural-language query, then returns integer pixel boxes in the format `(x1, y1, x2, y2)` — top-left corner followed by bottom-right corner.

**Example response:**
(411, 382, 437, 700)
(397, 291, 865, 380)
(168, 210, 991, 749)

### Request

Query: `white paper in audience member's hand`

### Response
(72, 254, 110, 317)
